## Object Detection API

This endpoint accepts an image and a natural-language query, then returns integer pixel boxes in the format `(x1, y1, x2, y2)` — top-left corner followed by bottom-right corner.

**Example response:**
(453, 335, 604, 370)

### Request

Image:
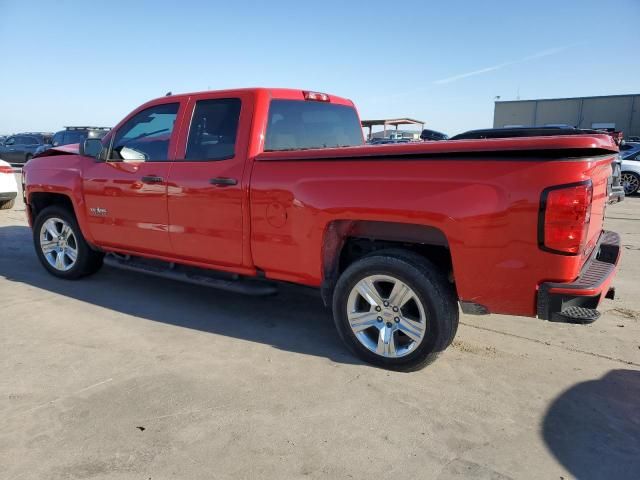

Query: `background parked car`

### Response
(35, 126, 110, 156)
(367, 137, 411, 145)
(0, 158, 18, 209)
(621, 145, 640, 195)
(619, 141, 640, 159)
(0, 133, 53, 165)
(0, 135, 7, 145)
(420, 129, 449, 141)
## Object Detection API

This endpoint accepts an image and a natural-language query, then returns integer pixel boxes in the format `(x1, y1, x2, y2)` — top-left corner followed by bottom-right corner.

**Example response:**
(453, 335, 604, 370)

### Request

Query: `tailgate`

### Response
(582, 153, 622, 264)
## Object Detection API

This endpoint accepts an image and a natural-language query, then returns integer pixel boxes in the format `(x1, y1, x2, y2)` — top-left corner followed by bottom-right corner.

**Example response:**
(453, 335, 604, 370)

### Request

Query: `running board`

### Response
(103, 255, 278, 296)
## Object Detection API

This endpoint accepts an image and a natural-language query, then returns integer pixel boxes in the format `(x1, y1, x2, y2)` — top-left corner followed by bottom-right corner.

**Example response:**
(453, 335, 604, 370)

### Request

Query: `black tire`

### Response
(622, 171, 640, 196)
(0, 198, 15, 210)
(33, 205, 104, 279)
(332, 249, 459, 371)
(25, 154, 33, 164)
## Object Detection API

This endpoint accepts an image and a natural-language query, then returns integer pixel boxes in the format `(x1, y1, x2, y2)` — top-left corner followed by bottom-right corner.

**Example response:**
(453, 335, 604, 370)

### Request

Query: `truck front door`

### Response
(82, 101, 182, 255)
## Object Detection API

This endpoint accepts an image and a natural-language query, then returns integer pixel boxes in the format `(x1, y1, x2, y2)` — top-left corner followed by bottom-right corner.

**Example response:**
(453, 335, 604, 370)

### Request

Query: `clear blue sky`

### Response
(0, 0, 638, 135)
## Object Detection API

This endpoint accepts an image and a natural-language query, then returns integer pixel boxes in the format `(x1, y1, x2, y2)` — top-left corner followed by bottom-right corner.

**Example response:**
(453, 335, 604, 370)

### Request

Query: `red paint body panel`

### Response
(82, 161, 172, 254)
(23, 87, 620, 319)
(249, 154, 615, 316)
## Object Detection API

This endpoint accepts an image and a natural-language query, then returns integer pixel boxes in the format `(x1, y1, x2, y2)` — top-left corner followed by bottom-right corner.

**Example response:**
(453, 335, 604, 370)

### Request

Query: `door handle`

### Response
(209, 177, 238, 186)
(141, 175, 164, 184)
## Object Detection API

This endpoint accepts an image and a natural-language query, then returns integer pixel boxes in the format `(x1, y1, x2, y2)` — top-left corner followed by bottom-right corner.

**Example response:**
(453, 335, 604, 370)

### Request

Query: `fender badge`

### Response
(89, 207, 108, 216)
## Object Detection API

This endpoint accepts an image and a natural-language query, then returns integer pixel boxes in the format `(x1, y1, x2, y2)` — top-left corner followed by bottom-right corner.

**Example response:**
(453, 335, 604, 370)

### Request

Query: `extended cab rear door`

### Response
(82, 100, 185, 255)
(166, 91, 253, 269)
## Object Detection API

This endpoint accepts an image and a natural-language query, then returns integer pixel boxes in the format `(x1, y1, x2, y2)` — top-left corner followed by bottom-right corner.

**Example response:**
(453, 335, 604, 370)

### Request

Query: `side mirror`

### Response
(81, 138, 104, 159)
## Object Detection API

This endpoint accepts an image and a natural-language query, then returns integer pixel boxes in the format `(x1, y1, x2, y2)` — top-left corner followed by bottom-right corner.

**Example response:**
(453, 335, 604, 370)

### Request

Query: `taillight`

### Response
(303, 91, 330, 102)
(0, 165, 13, 174)
(539, 181, 593, 255)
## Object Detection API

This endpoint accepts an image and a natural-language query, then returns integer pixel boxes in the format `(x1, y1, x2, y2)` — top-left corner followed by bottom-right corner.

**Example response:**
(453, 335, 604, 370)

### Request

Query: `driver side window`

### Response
(110, 103, 179, 162)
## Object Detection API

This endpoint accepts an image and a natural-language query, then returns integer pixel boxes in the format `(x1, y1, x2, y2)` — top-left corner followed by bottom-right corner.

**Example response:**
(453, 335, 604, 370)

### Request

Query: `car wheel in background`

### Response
(33, 205, 104, 279)
(622, 172, 640, 195)
(0, 198, 15, 210)
(332, 249, 458, 371)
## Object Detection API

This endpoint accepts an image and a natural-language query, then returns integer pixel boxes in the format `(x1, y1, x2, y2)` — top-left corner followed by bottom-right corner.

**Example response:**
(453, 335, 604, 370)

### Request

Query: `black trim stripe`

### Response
(257, 149, 617, 163)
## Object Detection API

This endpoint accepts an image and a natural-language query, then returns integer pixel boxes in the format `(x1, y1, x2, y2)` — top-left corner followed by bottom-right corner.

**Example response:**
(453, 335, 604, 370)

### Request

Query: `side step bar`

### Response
(104, 254, 278, 296)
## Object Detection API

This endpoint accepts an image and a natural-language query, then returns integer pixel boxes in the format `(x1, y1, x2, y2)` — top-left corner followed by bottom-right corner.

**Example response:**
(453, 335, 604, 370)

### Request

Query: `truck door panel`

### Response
(167, 94, 251, 267)
(82, 101, 182, 254)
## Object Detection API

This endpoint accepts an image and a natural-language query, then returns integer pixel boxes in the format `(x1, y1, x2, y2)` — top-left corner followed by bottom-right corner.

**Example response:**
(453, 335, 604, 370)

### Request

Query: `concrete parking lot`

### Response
(1, 172, 639, 480)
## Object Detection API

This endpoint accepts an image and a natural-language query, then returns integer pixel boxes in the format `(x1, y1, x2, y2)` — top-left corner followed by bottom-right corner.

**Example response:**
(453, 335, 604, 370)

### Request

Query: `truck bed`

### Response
(251, 134, 618, 316)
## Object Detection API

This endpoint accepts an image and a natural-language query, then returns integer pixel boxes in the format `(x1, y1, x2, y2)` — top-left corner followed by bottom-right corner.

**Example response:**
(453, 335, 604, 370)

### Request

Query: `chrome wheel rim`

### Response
(39, 217, 78, 271)
(622, 173, 639, 194)
(346, 274, 427, 358)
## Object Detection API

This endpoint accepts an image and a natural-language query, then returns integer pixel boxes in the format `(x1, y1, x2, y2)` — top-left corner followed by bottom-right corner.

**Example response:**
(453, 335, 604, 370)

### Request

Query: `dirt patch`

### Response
(452, 340, 499, 357)
(608, 308, 640, 321)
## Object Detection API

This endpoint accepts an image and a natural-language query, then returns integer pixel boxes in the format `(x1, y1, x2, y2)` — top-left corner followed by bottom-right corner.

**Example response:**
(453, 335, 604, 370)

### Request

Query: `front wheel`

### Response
(33, 205, 104, 279)
(622, 172, 640, 195)
(332, 250, 458, 371)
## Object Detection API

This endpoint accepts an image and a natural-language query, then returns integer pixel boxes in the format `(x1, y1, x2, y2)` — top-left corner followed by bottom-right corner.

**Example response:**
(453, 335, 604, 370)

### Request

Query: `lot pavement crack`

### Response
(460, 322, 640, 367)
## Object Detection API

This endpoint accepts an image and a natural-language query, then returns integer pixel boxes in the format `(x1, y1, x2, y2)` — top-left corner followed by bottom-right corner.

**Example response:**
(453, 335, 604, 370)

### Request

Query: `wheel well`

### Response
(339, 238, 452, 276)
(321, 220, 454, 305)
(29, 192, 75, 219)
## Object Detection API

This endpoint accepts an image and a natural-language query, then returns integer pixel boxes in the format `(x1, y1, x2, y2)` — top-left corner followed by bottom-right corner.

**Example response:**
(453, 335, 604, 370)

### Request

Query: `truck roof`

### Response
(147, 87, 355, 107)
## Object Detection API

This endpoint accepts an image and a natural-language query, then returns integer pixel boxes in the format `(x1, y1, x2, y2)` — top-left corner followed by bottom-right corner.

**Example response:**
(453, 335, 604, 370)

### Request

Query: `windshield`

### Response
(264, 100, 363, 152)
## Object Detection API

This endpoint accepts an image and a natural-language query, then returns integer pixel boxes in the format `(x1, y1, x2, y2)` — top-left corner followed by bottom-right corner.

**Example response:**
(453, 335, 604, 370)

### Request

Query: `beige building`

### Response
(494, 94, 640, 136)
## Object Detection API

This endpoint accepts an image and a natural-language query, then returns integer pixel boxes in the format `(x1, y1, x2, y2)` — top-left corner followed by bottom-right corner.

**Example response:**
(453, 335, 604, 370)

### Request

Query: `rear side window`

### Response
(264, 100, 363, 152)
(110, 103, 179, 161)
(185, 98, 241, 161)
(19, 136, 38, 145)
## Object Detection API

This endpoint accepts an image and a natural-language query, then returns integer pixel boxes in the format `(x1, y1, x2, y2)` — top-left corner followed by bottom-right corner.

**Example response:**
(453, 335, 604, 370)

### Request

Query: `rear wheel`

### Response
(33, 205, 104, 279)
(622, 172, 640, 195)
(332, 250, 458, 371)
(0, 198, 15, 210)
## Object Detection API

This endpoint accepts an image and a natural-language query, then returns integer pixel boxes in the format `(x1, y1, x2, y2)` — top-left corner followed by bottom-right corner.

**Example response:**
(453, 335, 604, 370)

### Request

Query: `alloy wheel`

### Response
(622, 173, 639, 195)
(346, 274, 427, 358)
(39, 217, 78, 271)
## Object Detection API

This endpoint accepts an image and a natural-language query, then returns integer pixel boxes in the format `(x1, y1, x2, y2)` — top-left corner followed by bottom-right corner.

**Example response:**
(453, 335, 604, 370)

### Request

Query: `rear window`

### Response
(264, 100, 363, 152)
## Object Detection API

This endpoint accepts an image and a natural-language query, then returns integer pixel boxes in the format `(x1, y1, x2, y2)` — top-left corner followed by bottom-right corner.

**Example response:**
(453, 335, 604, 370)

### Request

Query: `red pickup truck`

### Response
(23, 88, 622, 370)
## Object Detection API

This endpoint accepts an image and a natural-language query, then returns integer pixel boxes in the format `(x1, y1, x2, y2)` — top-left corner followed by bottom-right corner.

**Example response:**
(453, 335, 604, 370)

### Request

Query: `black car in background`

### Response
(35, 126, 110, 155)
(420, 129, 449, 141)
(0, 133, 53, 164)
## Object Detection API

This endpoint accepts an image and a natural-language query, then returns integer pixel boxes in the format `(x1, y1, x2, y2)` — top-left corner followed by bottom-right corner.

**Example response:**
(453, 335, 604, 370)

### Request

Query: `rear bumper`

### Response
(537, 231, 620, 322)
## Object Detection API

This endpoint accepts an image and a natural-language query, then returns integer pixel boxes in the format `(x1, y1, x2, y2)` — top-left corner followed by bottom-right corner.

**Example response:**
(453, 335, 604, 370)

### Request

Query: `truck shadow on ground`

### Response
(0, 225, 361, 366)
(542, 369, 640, 480)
